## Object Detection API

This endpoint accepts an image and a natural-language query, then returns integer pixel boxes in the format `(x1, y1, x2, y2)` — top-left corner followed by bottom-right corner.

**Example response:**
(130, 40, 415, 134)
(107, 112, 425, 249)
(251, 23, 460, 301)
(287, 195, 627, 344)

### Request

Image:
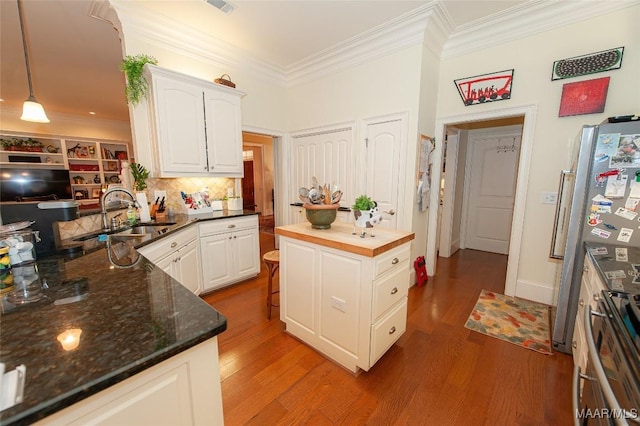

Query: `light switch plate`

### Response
(541, 192, 557, 204)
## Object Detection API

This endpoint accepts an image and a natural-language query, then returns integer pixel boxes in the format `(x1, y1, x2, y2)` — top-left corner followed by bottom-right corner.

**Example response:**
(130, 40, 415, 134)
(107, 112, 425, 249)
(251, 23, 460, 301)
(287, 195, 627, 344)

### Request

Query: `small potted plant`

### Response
(119, 54, 158, 105)
(352, 194, 375, 216)
(130, 162, 149, 192)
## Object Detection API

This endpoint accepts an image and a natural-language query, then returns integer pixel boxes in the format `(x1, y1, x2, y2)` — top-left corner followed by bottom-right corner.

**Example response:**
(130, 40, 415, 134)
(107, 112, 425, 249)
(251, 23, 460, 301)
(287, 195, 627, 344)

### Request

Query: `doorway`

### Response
(427, 104, 537, 298)
(242, 131, 276, 233)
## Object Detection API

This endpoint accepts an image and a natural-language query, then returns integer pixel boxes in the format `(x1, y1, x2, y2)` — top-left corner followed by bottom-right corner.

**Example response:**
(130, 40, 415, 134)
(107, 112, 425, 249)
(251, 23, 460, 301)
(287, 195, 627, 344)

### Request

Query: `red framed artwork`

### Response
(558, 77, 610, 117)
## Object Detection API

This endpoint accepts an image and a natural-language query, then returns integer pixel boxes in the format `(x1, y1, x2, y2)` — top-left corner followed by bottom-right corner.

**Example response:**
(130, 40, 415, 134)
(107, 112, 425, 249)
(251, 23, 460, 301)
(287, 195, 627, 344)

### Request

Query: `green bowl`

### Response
(304, 204, 339, 229)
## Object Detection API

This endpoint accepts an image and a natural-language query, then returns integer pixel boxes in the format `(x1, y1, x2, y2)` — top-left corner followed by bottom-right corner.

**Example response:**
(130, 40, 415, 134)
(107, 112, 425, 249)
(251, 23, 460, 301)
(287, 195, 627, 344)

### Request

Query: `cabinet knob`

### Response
(171, 242, 178, 248)
(233, 236, 237, 239)
(391, 257, 399, 265)
(229, 236, 232, 240)
(228, 224, 236, 228)
(583, 264, 589, 272)
(572, 340, 577, 348)
(384, 209, 395, 216)
(390, 287, 398, 295)
(579, 299, 584, 307)
(388, 326, 396, 335)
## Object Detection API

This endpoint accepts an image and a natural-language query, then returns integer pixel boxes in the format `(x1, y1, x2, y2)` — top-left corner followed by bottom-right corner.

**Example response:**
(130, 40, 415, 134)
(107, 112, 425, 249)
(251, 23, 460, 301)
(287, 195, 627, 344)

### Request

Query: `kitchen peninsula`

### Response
(0, 216, 237, 425)
(275, 222, 414, 373)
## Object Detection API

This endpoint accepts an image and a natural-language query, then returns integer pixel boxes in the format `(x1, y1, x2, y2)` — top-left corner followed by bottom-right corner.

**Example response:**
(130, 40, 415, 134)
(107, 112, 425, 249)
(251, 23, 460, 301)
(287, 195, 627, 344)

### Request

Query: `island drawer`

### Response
(370, 298, 407, 366)
(137, 227, 197, 263)
(374, 245, 410, 279)
(198, 215, 257, 236)
(372, 264, 409, 320)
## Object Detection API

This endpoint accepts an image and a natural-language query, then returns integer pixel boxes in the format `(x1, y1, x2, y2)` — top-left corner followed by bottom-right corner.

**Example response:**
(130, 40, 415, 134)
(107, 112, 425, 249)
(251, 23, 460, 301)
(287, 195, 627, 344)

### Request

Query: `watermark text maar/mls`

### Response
(576, 408, 638, 420)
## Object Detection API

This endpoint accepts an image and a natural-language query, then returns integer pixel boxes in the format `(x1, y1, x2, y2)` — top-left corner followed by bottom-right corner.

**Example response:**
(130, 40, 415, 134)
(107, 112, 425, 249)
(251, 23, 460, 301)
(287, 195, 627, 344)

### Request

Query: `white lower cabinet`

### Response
(280, 236, 410, 373)
(34, 337, 223, 426)
(137, 227, 203, 295)
(199, 215, 260, 292)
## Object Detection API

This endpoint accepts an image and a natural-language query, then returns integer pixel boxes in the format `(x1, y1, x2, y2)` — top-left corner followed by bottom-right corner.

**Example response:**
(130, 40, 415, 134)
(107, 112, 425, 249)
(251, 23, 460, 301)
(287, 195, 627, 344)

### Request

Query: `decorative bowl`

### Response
(303, 203, 339, 229)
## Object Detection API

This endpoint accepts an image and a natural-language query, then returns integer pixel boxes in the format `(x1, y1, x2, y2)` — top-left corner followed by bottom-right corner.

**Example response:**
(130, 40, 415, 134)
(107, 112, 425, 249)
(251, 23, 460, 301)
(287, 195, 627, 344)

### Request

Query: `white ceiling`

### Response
(0, 0, 528, 123)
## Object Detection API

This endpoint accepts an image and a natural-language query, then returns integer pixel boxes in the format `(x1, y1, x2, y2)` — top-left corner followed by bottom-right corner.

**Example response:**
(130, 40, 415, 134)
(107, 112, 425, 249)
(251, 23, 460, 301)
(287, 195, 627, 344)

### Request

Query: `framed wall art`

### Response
(454, 69, 514, 106)
(551, 47, 624, 81)
(558, 76, 610, 117)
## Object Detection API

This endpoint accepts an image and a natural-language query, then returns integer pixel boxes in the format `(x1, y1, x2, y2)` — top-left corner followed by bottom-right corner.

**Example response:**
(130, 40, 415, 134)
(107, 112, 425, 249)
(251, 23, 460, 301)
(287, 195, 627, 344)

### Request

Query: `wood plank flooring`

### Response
(202, 232, 574, 425)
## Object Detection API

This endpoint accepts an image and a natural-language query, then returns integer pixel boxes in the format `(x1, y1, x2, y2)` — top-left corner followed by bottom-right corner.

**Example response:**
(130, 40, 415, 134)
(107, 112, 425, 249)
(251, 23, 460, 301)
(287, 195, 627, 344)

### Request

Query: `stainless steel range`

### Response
(575, 290, 640, 425)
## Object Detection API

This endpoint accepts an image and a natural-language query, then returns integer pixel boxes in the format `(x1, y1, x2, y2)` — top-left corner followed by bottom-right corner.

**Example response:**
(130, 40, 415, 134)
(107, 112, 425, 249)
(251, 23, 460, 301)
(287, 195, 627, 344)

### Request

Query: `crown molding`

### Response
(442, 0, 638, 59)
(284, 4, 438, 87)
(106, 0, 636, 90)
(108, 0, 287, 87)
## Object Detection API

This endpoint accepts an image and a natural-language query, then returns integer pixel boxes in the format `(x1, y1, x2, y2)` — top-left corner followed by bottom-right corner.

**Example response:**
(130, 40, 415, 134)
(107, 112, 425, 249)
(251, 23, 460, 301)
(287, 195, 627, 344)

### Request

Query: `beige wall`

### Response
(435, 6, 640, 302)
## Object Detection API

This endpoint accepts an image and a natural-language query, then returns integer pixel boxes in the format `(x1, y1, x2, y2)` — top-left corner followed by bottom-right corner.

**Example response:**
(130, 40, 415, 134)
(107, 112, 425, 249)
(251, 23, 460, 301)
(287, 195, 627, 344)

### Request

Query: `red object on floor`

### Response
(414, 256, 428, 287)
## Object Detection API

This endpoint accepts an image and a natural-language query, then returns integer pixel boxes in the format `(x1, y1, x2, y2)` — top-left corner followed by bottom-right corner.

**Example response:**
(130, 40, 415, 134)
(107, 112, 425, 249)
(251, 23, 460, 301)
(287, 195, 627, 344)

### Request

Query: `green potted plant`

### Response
(130, 162, 150, 192)
(352, 194, 375, 212)
(119, 54, 158, 105)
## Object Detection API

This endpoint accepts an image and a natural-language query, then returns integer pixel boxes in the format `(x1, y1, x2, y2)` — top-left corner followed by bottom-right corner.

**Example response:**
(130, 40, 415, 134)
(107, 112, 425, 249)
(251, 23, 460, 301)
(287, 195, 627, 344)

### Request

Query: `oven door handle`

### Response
(572, 364, 581, 426)
(584, 305, 627, 420)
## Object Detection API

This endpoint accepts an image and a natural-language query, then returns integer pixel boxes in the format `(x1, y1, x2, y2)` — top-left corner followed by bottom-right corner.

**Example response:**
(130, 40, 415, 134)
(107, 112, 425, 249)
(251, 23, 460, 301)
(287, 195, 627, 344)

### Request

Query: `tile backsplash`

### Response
(57, 177, 236, 241)
(146, 177, 236, 215)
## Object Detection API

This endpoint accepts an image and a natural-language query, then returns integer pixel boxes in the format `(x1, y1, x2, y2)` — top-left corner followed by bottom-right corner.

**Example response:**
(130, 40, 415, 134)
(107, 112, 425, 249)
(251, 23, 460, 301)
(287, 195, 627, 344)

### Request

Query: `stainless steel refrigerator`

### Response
(550, 117, 640, 354)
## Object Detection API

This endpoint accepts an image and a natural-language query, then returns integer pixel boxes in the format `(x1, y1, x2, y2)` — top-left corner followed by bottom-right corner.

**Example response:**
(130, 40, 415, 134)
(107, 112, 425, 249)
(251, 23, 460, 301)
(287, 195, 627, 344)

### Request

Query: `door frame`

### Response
(242, 143, 266, 212)
(427, 104, 537, 297)
(438, 132, 459, 257)
(242, 125, 287, 230)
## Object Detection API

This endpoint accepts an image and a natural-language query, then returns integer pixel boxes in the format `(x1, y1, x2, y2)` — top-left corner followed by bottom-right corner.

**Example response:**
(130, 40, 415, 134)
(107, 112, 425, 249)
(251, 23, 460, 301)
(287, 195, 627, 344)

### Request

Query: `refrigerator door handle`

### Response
(550, 170, 575, 259)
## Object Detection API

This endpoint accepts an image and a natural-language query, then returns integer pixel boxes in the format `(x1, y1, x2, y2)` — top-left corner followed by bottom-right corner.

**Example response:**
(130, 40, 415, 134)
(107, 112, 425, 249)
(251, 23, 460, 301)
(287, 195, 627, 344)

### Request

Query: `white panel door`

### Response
(365, 120, 401, 229)
(464, 132, 521, 254)
(291, 129, 353, 205)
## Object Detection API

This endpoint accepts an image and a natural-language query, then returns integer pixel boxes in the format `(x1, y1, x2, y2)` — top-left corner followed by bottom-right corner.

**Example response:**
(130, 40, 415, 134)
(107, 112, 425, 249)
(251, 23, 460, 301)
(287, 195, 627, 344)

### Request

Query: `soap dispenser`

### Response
(127, 203, 136, 225)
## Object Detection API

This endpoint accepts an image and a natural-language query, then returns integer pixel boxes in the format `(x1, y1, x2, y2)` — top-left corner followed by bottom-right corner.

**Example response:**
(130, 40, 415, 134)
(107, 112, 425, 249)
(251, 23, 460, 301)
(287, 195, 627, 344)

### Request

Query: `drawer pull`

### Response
(228, 224, 236, 229)
(391, 257, 399, 265)
(389, 326, 396, 335)
(390, 287, 398, 295)
(170, 242, 178, 248)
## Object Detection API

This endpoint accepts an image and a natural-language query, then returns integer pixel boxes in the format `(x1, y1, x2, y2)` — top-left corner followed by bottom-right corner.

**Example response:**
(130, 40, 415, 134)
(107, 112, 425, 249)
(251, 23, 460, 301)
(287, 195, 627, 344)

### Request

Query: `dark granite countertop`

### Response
(585, 242, 640, 295)
(0, 210, 257, 425)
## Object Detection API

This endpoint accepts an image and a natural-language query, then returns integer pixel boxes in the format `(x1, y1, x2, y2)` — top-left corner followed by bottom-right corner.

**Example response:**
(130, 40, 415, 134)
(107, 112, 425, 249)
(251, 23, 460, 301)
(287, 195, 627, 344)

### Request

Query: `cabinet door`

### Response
(154, 75, 208, 174)
(203, 89, 243, 176)
(176, 239, 203, 295)
(289, 205, 306, 225)
(233, 228, 260, 280)
(200, 233, 234, 291)
(155, 253, 175, 278)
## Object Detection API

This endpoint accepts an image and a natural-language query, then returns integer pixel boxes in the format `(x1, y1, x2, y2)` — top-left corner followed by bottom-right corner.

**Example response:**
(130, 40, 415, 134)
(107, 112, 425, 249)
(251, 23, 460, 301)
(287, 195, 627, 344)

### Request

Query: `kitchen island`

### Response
(0, 228, 228, 424)
(275, 222, 414, 374)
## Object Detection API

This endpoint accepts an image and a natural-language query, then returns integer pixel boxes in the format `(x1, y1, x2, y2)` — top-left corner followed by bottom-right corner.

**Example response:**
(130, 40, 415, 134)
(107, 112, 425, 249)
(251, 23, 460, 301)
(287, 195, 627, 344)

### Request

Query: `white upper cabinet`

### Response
(144, 65, 244, 178)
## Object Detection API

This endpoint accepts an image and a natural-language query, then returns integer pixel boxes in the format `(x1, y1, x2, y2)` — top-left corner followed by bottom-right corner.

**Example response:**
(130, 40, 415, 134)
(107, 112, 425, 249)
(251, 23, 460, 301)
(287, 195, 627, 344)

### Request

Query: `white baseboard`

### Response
(513, 279, 555, 305)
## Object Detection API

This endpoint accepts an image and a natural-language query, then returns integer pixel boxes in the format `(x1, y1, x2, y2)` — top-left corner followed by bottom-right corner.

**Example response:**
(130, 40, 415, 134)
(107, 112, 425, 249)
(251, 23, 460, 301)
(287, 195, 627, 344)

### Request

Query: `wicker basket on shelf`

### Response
(214, 74, 236, 88)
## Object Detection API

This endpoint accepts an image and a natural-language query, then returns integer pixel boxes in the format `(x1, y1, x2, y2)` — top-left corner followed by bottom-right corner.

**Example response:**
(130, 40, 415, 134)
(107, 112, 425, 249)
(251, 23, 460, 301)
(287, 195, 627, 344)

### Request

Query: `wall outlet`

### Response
(153, 190, 167, 202)
(330, 296, 346, 313)
(541, 192, 557, 204)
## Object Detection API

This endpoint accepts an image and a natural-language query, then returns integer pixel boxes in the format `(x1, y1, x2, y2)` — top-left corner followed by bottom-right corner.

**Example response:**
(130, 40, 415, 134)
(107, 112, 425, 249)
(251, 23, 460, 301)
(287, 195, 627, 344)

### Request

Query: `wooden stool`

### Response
(263, 250, 280, 320)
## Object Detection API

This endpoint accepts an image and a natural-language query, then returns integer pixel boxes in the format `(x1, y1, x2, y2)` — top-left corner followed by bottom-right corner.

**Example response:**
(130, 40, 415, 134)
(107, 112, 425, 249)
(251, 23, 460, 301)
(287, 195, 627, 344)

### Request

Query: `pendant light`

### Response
(17, 0, 49, 123)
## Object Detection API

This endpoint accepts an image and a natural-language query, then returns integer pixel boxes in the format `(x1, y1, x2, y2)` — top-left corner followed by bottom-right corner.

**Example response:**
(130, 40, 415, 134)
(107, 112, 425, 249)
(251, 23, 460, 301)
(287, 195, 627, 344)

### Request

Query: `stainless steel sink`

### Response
(115, 223, 175, 237)
(72, 222, 176, 242)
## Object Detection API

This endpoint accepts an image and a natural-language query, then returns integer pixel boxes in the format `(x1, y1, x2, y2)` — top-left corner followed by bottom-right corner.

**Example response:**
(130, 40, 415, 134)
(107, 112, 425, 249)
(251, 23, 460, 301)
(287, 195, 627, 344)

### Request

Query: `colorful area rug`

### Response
(464, 290, 553, 355)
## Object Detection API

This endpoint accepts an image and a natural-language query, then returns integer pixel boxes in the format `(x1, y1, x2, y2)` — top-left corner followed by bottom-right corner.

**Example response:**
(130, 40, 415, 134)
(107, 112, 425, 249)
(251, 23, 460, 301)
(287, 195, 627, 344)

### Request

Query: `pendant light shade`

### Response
(17, 0, 49, 123)
(21, 96, 49, 123)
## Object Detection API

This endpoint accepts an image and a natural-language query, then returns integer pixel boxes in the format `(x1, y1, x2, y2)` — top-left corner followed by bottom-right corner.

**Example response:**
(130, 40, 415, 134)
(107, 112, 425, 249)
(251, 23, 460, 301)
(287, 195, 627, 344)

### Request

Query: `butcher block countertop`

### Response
(275, 222, 415, 257)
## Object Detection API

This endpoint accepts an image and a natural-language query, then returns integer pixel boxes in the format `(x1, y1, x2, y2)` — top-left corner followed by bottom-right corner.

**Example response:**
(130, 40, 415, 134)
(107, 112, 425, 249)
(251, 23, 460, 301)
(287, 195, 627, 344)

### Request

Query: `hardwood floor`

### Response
(202, 232, 574, 425)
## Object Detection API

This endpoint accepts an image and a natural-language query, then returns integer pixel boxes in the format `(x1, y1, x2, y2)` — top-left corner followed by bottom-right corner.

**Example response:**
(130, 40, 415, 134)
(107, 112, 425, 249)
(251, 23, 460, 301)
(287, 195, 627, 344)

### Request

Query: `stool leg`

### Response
(266, 263, 274, 320)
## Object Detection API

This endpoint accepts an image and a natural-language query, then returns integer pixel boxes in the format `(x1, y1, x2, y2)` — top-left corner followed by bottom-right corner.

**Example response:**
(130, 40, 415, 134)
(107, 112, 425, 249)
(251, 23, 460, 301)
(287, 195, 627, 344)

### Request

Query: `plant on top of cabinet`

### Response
(119, 54, 158, 105)
(1, 137, 44, 152)
(130, 162, 150, 191)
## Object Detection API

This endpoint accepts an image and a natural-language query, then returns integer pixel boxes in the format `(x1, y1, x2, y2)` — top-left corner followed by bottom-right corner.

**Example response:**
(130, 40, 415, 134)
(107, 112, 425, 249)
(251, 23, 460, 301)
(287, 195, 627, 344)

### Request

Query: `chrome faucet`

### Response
(101, 187, 138, 230)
